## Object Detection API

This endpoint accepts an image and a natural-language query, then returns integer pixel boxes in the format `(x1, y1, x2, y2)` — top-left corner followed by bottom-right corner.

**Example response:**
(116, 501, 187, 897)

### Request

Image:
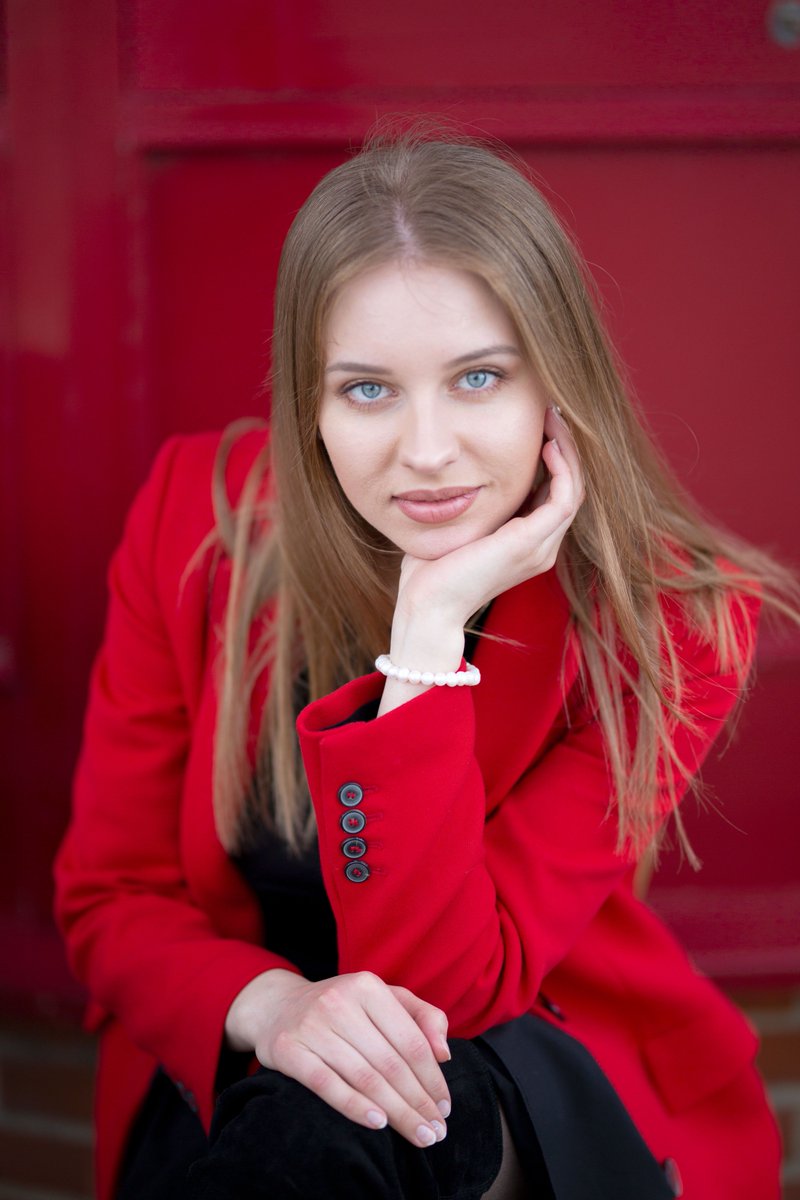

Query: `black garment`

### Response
(186, 1039, 504, 1200)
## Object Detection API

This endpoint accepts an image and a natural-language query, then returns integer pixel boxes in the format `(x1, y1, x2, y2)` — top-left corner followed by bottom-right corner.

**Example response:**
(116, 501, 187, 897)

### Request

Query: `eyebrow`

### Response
(325, 344, 522, 374)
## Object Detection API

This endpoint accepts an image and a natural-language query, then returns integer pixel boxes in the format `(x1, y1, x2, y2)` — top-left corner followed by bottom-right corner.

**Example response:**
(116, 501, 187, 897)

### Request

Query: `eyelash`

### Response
(340, 368, 508, 408)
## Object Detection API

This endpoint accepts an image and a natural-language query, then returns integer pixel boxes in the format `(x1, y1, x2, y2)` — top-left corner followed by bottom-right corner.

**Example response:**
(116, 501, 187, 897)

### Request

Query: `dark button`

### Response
(341, 836, 367, 860)
(338, 782, 364, 807)
(340, 810, 366, 834)
(661, 1159, 683, 1197)
(345, 861, 370, 883)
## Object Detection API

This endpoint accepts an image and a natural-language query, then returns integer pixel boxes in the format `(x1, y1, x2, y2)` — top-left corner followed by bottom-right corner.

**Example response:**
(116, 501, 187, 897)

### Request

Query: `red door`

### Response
(2, 0, 799, 1016)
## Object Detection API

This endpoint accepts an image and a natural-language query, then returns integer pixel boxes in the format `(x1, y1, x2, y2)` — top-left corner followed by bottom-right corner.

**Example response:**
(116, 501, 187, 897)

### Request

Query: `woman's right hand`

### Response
(224, 968, 452, 1147)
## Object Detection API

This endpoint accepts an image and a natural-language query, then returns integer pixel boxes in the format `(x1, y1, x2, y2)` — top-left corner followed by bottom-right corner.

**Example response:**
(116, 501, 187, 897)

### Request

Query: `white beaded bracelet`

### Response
(374, 654, 481, 687)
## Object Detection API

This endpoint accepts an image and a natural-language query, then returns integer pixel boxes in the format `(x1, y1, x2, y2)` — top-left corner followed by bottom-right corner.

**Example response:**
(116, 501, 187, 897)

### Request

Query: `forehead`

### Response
(324, 260, 518, 355)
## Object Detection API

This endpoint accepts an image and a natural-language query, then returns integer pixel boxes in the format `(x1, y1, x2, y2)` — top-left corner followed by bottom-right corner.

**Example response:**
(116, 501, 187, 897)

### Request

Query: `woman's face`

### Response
(318, 260, 548, 561)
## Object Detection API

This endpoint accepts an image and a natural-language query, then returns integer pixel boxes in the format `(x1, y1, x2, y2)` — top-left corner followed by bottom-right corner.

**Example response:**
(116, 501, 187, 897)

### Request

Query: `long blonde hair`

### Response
(211, 127, 798, 859)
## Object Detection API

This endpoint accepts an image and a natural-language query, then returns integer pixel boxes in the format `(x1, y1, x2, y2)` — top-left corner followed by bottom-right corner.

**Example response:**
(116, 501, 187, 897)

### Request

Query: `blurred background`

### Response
(0, 1, 798, 1196)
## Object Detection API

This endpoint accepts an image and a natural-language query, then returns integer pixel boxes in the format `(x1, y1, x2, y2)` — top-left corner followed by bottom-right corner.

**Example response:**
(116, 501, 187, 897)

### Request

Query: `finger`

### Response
(541, 437, 583, 520)
(390, 986, 451, 1064)
(544, 407, 585, 500)
(271, 1040, 397, 1136)
(312, 1030, 447, 1146)
(362, 989, 452, 1122)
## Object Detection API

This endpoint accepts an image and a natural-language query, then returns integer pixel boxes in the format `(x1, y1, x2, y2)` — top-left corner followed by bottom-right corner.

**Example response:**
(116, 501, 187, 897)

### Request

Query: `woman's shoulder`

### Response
(146, 420, 269, 513)
(118, 421, 270, 592)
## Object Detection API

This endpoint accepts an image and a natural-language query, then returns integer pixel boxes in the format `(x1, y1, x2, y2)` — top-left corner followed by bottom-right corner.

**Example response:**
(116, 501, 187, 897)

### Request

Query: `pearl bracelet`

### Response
(374, 654, 481, 687)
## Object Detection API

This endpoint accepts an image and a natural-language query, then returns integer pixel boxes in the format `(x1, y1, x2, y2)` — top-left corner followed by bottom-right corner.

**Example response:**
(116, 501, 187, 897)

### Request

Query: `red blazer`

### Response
(54, 430, 780, 1200)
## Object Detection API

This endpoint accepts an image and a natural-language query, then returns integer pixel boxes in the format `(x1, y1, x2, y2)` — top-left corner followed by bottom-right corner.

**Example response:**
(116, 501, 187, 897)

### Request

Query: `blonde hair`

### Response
(211, 126, 798, 860)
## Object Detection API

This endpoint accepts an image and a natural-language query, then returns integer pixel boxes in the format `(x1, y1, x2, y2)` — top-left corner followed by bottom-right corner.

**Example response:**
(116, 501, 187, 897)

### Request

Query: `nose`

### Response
(397, 397, 459, 474)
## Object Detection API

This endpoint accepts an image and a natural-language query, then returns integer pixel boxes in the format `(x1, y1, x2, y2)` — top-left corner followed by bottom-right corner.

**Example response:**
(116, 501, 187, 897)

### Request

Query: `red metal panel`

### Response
(124, 0, 800, 91)
(144, 151, 340, 439)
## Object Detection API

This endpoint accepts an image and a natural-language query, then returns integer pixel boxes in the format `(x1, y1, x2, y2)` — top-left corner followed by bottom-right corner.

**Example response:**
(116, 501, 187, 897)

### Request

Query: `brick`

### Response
(2, 1056, 94, 1124)
(776, 1107, 795, 1157)
(0, 1127, 93, 1194)
(758, 1032, 800, 1083)
(726, 987, 800, 1012)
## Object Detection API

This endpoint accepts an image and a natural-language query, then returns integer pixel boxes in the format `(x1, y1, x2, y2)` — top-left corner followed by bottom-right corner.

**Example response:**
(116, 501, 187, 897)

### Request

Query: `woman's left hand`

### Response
(379, 406, 583, 716)
(397, 406, 583, 629)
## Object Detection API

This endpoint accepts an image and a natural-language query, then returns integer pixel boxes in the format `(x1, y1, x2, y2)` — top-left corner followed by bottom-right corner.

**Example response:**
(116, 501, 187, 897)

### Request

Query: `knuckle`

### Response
(377, 1052, 407, 1082)
(342, 1091, 365, 1121)
(306, 1064, 332, 1094)
(405, 1037, 430, 1066)
(316, 984, 345, 1013)
(271, 1028, 295, 1061)
(352, 1064, 382, 1093)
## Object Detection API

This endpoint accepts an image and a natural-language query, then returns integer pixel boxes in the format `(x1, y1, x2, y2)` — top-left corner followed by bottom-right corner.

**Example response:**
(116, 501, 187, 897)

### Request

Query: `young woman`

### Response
(55, 130, 796, 1200)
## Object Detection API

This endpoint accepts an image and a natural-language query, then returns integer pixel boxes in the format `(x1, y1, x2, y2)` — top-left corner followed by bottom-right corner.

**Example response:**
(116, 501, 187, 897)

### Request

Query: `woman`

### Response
(54, 130, 795, 1199)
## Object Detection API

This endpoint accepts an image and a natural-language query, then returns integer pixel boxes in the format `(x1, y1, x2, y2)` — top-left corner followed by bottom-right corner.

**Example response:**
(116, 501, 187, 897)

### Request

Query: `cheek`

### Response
(502, 414, 546, 484)
(319, 435, 382, 520)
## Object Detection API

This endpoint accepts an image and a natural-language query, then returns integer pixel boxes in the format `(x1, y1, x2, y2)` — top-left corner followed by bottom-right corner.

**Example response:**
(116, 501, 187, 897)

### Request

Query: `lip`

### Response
(393, 487, 481, 524)
(394, 487, 477, 501)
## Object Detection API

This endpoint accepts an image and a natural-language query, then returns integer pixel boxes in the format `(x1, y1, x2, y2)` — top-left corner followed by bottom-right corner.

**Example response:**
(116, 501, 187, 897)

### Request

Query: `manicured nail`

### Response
(431, 1120, 447, 1141)
(417, 1124, 436, 1147)
(366, 1110, 387, 1128)
(437, 1099, 451, 1118)
(550, 403, 565, 421)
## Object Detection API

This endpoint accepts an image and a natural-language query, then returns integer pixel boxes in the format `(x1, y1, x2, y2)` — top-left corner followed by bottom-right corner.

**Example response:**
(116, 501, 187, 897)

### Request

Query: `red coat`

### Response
(54, 429, 780, 1200)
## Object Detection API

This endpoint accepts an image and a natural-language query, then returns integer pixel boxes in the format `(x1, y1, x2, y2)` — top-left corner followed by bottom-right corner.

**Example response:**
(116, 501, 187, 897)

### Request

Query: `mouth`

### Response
(392, 487, 481, 524)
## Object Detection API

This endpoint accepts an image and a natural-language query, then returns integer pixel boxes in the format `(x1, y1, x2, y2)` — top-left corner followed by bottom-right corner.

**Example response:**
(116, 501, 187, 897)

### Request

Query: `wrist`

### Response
(224, 968, 305, 1053)
(378, 622, 466, 717)
(389, 618, 465, 673)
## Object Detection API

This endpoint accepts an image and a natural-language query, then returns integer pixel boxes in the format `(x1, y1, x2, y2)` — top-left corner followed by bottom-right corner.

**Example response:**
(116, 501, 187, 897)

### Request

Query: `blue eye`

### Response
(458, 369, 501, 392)
(346, 381, 387, 403)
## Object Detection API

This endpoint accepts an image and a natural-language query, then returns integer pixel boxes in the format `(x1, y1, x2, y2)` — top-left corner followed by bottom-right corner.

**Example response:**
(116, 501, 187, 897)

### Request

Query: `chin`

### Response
(392, 522, 488, 561)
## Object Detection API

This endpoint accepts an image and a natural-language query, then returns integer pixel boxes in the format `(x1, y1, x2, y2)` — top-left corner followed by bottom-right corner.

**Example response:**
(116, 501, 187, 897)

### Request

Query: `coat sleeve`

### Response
(53, 436, 299, 1131)
(296, 591, 759, 1037)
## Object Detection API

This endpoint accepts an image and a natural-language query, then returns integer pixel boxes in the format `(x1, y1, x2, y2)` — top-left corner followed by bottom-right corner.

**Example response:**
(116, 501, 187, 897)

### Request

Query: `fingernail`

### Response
(550, 438, 560, 453)
(366, 1110, 387, 1129)
(431, 1120, 447, 1141)
(549, 403, 565, 421)
(440, 1038, 451, 1061)
(416, 1124, 436, 1147)
(437, 1099, 451, 1118)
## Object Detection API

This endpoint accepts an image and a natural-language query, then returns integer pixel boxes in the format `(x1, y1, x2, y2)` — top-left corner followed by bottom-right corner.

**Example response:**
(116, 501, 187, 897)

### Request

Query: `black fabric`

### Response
(186, 1038, 503, 1200)
(116, 1067, 208, 1200)
(480, 1050, 555, 1197)
(479, 1017, 675, 1200)
(231, 832, 337, 983)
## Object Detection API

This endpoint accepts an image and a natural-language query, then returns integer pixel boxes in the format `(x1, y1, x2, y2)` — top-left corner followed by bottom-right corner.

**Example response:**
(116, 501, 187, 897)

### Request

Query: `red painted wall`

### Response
(1, 0, 798, 1016)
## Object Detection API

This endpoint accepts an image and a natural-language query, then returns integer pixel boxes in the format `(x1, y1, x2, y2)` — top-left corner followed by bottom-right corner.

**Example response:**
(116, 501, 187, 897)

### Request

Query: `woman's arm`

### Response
(296, 400, 758, 1035)
(298, 590, 757, 1035)
(54, 434, 453, 1145)
(53, 437, 307, 1131)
